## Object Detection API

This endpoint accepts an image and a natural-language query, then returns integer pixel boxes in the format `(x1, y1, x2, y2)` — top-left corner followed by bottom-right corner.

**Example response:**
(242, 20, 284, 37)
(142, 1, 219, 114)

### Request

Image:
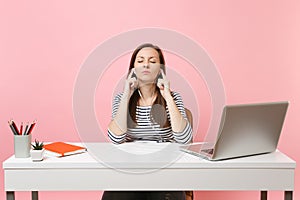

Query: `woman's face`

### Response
(134, 47, 161, 84)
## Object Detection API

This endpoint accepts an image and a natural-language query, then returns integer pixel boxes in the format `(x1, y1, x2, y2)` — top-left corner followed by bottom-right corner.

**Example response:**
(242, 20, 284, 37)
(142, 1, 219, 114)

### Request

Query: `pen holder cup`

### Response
(14, 134, 32, 158)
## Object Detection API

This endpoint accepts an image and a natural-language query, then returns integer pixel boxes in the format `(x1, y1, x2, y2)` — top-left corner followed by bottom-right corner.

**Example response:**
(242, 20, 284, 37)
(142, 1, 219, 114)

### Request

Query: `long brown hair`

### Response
(127, 43, 171, 128)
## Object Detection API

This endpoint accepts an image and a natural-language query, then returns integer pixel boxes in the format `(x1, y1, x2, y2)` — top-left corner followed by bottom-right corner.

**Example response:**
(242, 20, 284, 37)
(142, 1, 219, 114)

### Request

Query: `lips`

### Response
(142, 71, 151, 74)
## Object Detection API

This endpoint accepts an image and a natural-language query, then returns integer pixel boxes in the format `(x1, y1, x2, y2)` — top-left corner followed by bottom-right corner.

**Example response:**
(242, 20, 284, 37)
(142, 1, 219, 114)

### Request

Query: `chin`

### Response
(139, 79, 156, 85)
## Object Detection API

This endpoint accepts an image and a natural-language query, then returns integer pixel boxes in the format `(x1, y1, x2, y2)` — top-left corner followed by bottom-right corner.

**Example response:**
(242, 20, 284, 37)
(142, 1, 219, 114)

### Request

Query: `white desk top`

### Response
(3, 142, 296, 169)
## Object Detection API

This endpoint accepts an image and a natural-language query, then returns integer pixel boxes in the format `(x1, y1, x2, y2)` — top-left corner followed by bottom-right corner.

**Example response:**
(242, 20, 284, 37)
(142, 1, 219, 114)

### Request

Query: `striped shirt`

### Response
(108, 91, 193, 144)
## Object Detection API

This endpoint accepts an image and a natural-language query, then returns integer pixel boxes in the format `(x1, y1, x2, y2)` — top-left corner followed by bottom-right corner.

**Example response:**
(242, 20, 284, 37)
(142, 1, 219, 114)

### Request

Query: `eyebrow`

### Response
(137, 56, 158, 59)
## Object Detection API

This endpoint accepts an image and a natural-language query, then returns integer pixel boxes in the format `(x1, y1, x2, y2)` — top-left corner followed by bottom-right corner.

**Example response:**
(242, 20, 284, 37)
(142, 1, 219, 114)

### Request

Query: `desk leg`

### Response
(285, 191, 293, 200)
(6, 191, 15, 200)
(32, 191, 38, 200)
(260, 191, 267, 200)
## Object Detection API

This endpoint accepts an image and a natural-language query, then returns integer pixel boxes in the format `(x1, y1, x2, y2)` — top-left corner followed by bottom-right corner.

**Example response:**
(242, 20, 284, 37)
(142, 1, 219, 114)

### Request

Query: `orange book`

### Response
(44, 142, 87, 157)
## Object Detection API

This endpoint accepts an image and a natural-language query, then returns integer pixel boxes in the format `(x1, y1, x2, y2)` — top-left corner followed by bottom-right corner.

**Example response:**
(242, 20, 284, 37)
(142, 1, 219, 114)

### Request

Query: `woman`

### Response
(103, 43, 192, 200)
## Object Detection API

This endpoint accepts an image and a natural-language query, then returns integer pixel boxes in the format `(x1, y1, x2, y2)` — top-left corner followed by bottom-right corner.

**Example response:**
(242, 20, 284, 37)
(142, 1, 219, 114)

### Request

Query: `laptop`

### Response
(180, 101, 289, 161)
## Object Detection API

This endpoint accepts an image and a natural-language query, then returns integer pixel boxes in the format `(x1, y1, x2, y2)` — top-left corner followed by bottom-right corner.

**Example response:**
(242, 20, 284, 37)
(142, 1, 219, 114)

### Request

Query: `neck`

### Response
(138, 84, 156, 106)
(138, 84, 156, 98)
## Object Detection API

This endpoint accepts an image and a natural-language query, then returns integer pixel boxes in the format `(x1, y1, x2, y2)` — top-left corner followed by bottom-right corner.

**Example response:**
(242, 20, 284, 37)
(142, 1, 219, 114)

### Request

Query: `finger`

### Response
(129, 78, 138, 89)
(127, 68, 135, 79)
(160, 69, 167, 79)
(157, 84, 164, 90)
(129, 79, 135, 87)
(130, 81, 134, 88)
(156, 79, 164, 89)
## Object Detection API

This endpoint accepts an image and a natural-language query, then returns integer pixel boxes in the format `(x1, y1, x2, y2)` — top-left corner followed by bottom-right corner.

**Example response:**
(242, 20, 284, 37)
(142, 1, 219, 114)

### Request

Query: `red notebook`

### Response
(44, 142, 87, 157)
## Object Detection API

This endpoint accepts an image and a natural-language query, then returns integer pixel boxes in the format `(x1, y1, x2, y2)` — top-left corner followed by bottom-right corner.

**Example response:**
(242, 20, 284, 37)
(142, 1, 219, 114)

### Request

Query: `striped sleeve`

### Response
(108, 128, 126, 144)
(107, 93, 127, 144)
(111, 93, 123, 118)
(171, 92, 193, 144)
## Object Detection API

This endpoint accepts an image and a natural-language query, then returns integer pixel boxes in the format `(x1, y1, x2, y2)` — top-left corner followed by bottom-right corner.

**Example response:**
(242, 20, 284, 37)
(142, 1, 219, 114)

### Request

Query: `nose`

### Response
(143, 62, 149, 68)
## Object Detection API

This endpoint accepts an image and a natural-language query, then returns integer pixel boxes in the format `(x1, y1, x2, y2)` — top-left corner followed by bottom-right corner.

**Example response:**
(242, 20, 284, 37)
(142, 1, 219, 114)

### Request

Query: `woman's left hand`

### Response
(157, 69, 171, 99)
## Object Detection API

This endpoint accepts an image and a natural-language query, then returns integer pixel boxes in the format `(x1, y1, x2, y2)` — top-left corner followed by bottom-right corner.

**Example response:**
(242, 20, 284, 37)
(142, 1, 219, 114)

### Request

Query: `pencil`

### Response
(20, 122, 23, 135)
(24, 122, 29, 135)
(8, 120, 18, 135)
(11, 120, 20, 135)
(27, 120, 36, 135)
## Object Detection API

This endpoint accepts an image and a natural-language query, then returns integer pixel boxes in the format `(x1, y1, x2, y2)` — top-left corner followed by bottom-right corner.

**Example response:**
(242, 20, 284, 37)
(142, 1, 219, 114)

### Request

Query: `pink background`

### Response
(1, 0, 299, 200)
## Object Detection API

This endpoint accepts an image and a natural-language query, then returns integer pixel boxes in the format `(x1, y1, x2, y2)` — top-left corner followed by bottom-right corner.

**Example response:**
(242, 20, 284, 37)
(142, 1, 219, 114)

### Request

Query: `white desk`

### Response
(3, 142, 296, 200)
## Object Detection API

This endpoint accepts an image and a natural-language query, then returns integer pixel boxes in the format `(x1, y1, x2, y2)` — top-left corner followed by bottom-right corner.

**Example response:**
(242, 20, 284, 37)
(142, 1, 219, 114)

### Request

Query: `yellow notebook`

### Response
(44, 142, 87, 157)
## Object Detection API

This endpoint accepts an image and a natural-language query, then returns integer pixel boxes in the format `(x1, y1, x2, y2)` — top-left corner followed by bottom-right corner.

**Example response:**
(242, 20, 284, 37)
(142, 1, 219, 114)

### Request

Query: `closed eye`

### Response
(149, 58, 157, 63)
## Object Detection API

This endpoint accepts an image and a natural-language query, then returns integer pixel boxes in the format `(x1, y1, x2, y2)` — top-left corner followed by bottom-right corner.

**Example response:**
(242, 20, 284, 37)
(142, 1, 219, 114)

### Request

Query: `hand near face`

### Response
(157, 69, 171, 98)
(124, 68, 138, 97)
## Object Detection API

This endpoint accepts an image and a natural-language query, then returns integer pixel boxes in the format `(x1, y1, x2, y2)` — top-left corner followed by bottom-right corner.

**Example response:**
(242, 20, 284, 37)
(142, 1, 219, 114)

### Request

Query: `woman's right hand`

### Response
(124, 68, 138, 97)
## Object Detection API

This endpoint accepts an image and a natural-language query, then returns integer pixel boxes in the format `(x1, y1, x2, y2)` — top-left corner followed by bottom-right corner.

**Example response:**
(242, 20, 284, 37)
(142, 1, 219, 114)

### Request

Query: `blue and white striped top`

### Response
(108, 91, 193, 144)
